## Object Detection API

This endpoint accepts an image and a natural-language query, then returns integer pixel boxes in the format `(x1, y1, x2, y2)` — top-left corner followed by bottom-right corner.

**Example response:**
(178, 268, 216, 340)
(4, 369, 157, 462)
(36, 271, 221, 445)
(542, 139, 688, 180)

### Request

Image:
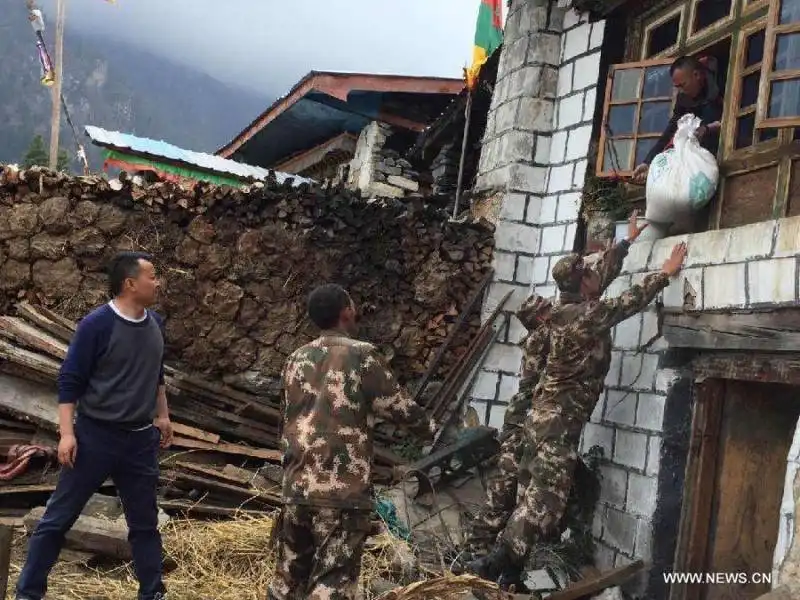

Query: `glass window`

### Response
(693, 0, 732, 33)
(647, 14, 681, 56)
(745, 30, 766, 67)
(768, 80, 800, 118)
(612, 69, 642, 101)
(775, 33, 800, 70)
(780, 0, 800, 25)
(639, 102, 672, 133)
(603, 140, 633, 172)
(642, 65, 673, 97)
(740, 72, 761, 108)
(735, 114, 756, 149)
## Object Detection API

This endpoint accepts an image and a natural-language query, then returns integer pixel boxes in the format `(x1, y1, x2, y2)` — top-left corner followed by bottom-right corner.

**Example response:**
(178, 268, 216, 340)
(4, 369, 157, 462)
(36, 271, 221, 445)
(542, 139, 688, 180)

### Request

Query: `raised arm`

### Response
(579, 242, 687, 335)
(362, 348, 435, 440)
(593, 210, 649, 293)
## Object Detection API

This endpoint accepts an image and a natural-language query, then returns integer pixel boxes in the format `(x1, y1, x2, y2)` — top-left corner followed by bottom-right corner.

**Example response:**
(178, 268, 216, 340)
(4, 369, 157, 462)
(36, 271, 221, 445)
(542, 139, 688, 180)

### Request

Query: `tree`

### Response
(21, 135, 72, 171)
(21, 135, 47, 168)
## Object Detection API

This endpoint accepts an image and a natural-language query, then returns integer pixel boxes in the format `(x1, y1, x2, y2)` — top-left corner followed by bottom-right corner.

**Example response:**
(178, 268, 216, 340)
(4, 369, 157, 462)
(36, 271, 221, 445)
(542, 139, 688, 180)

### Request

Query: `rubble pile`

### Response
(0, 164, 494, 390)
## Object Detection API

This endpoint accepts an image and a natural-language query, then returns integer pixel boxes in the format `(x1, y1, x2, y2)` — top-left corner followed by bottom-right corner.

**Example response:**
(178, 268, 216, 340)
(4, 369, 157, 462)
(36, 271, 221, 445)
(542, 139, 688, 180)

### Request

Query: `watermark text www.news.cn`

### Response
(663, 572, 772, 585)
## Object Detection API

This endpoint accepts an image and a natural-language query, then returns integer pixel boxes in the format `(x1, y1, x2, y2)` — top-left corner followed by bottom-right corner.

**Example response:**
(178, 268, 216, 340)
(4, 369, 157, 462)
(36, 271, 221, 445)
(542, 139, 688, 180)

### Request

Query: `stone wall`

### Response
(0, 164, 494, 392)
(347, 121, 421, 199)
(470, 0, 604, 429)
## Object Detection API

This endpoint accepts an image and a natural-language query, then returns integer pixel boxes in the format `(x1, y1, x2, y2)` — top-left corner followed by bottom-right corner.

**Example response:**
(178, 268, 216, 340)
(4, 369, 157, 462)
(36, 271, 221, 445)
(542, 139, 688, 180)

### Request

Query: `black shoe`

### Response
(464, 544, 511, 582)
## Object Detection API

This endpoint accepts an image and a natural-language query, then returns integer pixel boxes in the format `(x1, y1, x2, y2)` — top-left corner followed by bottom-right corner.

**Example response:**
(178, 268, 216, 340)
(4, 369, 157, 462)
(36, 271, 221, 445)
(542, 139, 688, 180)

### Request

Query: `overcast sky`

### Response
(40, 0, 497, 97)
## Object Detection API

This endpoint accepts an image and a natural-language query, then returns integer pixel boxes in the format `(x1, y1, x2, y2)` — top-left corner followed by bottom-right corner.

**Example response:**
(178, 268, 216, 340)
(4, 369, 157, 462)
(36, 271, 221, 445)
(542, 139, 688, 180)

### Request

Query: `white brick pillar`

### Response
(470, 0, 606, 429)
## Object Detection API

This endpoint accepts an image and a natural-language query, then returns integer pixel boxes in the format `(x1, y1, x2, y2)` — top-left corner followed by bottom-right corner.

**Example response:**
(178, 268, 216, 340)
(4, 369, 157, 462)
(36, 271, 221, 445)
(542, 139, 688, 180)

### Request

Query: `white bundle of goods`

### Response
(645, 113, 719, 225)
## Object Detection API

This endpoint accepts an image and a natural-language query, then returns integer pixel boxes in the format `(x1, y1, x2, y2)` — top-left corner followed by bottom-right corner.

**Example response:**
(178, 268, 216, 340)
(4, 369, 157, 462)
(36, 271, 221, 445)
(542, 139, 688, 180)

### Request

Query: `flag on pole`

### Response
(465, 0, 504, 91)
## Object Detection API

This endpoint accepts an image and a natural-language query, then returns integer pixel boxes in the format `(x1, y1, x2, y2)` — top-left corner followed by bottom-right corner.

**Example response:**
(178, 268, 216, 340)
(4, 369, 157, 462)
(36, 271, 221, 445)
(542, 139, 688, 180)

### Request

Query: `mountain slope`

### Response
(0, 5, 271, 172)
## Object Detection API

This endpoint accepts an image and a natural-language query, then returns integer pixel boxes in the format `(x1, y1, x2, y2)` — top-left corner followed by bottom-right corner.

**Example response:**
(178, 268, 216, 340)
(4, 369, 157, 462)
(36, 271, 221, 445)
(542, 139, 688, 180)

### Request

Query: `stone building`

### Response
(467, 0, 800, 598)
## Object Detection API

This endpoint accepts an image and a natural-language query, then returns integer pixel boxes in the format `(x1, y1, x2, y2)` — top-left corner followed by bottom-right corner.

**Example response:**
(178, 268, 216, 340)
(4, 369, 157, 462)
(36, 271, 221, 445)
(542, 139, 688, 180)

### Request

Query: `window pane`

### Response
(636, 139, 658, 165)
(795, 127, 800, 140)
(757, 128, 780, 142)
(780, 0, 800, 25)
(603, 139, 634, 172)
(608, 105, 637, 135)
(768, 79, 800, 118)
(775, 34, 800, 71)
(693, 0, 732, 32)
(647, 14, 681, 57)
(740, 73, 761, 109)
(643, 66, 672, 98)
(639, 102, 672, 133)
(745, 30, 766, 68)
(735, 114, 755, 149)
(612, 69, 642, 101)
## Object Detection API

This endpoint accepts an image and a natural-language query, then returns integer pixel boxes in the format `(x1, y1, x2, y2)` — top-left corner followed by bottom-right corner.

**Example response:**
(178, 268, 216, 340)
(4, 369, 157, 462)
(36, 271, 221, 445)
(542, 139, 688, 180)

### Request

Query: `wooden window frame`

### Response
(722, 19, 785, 157)
(756, 0, 800, 129)
(687, 0, 736, 41)
(641, 6, 686, 59)
(596, 58, 677, 178)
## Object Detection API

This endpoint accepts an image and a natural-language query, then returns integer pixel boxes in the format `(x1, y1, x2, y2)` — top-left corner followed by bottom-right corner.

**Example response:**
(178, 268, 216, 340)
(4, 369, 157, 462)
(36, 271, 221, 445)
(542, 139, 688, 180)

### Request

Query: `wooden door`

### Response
(695, 381, 799, 600)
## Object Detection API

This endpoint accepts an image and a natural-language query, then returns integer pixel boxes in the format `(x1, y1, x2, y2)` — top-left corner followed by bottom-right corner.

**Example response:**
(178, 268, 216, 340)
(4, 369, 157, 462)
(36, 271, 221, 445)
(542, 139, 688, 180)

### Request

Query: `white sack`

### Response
(645, 113, 719, 225)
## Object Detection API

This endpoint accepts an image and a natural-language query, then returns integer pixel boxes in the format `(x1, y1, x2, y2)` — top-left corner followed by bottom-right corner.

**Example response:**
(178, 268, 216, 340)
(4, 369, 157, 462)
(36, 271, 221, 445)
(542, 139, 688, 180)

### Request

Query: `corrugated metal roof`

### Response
(85, 125, 313, 186)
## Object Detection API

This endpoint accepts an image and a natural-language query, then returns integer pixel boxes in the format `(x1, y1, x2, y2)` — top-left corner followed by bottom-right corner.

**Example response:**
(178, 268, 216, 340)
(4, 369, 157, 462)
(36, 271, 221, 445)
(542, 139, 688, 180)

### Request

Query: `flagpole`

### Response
(452, 88, 473, 219)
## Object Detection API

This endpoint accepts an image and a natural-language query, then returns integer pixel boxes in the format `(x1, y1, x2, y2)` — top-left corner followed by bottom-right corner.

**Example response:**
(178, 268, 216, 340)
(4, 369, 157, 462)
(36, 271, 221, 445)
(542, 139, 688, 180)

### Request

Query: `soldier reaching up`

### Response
(267, 284, 435, 600)
(467, 225, 687, 589)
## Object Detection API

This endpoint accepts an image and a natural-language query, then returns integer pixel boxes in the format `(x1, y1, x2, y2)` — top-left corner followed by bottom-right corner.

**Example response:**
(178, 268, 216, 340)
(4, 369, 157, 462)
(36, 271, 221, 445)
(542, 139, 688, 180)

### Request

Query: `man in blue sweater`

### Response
(15, 251, 174, 600)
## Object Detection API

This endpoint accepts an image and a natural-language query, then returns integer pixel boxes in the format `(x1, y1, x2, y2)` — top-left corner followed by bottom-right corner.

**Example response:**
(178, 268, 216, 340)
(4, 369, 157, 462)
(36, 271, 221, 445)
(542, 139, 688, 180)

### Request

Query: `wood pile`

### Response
(0, 303, 413, 523)
(0, 164, 495, 393)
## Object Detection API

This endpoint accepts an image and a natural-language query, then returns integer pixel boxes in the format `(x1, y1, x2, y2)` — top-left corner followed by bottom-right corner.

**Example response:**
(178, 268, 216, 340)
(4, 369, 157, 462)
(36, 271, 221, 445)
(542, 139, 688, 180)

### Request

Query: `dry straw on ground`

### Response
(7, 513, 419, 600)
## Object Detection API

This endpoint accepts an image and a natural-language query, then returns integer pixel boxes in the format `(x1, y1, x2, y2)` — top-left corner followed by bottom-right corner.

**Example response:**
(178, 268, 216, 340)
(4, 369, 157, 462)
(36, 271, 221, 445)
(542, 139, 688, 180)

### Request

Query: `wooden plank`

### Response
(0, 525, 12, 600)
(0, 316, 67, 360)
(663, 310, 800, 352)
(174, 461, 269, 490)
(680, 381, 725, 600)
(0, 481, 114, 495)
(543, 560, 646, 600)
(16, 302, 74, 343)
(172, 423, 220, 444)
(24, 507, 131, 560)
(158, 500, 272, 518)
(702, 381, 799, 600)
(0, 373, 58, 430)
(170, 436, 281, 462)
(165, 471, 280, 506)
(693, 352, 800, 385)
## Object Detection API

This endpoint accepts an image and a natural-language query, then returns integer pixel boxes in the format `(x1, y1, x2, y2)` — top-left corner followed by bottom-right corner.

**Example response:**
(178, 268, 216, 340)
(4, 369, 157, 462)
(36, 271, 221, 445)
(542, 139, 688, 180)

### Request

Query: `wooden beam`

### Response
(693, 353, 800, 385)
(171, 423, 220, 444)
(663, 310, 800, 352)
(542, 560, 646, 600)
(170, 436, 281, 462)
(25, 507, 131, 560)
(669, 381, 724, 600)
(273, 132, 357, 174)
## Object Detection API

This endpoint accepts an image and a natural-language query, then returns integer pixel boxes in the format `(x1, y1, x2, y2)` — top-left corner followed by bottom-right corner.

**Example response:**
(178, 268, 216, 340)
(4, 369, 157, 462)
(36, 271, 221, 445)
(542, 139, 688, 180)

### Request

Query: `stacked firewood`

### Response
(0, 303, 408, 520)
(0, 164, 494, 389)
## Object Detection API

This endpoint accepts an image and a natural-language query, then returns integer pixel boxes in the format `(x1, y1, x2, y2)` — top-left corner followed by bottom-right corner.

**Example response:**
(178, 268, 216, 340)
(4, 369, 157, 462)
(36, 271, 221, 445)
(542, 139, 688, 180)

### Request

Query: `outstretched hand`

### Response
(627, 210, 649, 242)
(662, 242, 688, 277)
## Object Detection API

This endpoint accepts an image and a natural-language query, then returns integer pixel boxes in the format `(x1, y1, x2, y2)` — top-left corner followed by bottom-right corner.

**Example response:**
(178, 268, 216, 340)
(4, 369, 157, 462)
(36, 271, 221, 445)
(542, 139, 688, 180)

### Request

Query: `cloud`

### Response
(40, 0, 490, 96)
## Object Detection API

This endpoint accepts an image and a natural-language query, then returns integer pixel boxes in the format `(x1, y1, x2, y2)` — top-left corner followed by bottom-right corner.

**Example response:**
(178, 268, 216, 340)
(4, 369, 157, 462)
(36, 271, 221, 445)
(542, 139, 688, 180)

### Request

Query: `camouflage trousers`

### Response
(267, 504, 371, 600)
(499, 397, 590, 562)
(467, 387, 533, 553)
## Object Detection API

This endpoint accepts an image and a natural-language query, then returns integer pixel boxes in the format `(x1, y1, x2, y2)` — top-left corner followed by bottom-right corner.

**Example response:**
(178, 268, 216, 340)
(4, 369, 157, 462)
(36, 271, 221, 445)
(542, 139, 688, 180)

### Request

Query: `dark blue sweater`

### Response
(57, 303, 165, 427)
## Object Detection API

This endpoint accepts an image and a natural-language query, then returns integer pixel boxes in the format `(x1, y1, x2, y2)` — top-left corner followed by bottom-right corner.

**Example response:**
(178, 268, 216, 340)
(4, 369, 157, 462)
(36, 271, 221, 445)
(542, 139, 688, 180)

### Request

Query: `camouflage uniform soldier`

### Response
(467, 219, 687, 589)
(466, 295, 552, 553)
(267, 284, 435, 600)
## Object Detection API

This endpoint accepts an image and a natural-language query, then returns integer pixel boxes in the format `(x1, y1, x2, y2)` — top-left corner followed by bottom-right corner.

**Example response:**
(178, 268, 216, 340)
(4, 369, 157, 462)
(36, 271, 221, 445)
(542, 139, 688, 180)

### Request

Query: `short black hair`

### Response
(670, 55, 706, 75)
(307, 284, 351, 330)
(107, 251, 153, 297)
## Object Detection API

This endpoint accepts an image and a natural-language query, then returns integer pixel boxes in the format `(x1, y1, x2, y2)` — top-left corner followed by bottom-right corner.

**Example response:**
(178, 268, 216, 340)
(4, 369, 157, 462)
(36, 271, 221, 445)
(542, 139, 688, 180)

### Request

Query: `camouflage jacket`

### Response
(538, 268, 670, 409)
(280, 331, 434, 510)
(503, 296, 552, 428)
